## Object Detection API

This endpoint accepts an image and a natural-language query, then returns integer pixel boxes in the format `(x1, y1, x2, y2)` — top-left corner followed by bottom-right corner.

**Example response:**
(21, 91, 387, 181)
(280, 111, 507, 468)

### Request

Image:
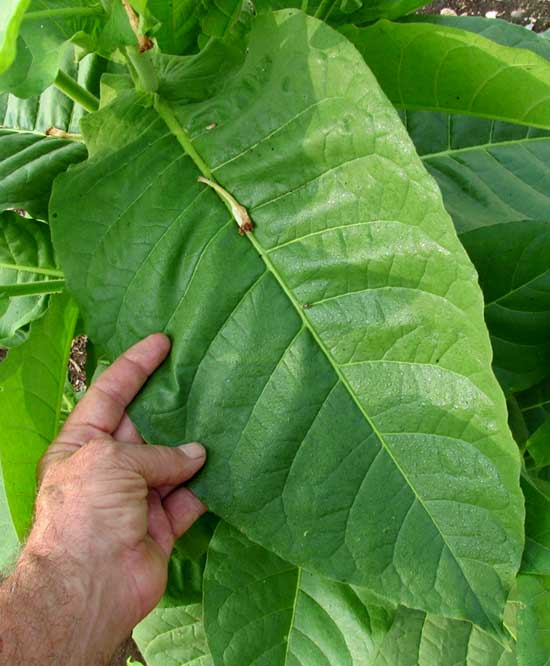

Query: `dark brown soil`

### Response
(420, 0, 550, 31)
(68, 335, 87, 392)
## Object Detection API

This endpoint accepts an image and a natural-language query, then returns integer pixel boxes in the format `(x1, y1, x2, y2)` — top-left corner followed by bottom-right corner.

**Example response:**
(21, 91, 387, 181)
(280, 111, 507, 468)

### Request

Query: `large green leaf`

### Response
(404, 111, 550, 393)
(341, 20, 550, 128)
(0, 211, 61, 347)
(0, 0, 31, 74)
(204, 521, 515, 666)
(51, 10, 523, 633)
(0, 291, 78, 538)
(204, 520, 391, 665)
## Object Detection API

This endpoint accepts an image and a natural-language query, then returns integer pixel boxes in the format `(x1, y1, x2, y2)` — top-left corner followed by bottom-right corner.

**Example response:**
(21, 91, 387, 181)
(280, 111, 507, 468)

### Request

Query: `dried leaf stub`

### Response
(197, 176, 254, 235)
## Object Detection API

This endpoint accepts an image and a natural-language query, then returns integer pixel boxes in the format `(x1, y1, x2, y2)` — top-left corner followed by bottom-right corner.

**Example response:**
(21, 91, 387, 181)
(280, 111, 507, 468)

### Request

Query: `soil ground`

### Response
(421, 0, 550, 31)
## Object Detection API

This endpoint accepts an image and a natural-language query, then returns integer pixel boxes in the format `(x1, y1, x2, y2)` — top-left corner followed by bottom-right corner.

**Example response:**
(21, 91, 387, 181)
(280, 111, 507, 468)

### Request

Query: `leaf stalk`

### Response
(0, 279, 65, 297)
(23, 6, 105, 20)
(54, 71, 99, 113)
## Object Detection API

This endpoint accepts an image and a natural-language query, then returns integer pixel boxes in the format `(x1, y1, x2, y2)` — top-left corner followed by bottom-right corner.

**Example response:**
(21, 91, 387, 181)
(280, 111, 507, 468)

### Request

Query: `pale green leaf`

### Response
(341, 20, 550, 128)
(134, 603, 212, 666)
(204, 521, 391, 665)
(0, 0, 31, 74)
(0, 212, 61, 347)
(50, 10, 523, 634)
(0, 291, 78, 538)
(204, 521, 515, 666)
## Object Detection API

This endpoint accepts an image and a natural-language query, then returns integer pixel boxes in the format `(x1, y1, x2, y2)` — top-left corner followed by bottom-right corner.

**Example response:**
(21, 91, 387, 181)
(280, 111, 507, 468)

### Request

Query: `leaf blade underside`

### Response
(50, 10, 523, 634)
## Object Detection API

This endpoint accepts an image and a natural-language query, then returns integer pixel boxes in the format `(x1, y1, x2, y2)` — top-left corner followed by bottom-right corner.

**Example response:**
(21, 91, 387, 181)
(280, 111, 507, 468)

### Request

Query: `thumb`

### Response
(121, 441, 206, 487)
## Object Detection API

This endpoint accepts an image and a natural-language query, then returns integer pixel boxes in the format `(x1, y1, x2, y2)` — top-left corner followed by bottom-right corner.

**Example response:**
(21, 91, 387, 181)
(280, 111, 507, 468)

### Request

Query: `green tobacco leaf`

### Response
(341, 20, 550, 129)
(0, 128, 87, 221)
(521, 473, 550, 576)
(516, 574, 550, 666)
(51, 10, 523, 633)
(134, 513, 217, 664)
(336, 0, 430, 22)
(526, 419, 550, 469)
(0, 457, 20, 573)
(146, 0, 202, 54)
(0, 50, 100, 220)
(204, 520, 391, 665)
(0, 0, 125, 98)
(133, 603, 212, 666)
(0, 212, 62, 347)
(402, 15, 550, 60)
(404, 110, 550, 393)
(0, 291, 78, 538)
(516, 378, 550, 435)
(461, 220, 550, 394)
(0, 0, 31, 74)
(1, 50, 106, 135)
(163, 513, 218, 607)
(204, 521, 515, 666)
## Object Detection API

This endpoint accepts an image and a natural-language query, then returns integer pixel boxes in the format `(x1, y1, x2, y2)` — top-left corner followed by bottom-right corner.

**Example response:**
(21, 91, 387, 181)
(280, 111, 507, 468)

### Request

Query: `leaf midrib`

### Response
(155, 97, 499, 634)
(420, 133, 550, 160)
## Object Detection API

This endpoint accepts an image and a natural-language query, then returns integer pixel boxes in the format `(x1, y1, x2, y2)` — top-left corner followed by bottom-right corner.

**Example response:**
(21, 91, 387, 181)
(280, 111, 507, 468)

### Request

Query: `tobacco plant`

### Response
(0, 1, 550, 664)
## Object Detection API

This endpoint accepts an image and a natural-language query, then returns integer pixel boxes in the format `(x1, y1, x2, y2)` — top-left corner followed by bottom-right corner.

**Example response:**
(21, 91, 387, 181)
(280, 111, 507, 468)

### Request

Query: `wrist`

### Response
(0, 546, 120, 665)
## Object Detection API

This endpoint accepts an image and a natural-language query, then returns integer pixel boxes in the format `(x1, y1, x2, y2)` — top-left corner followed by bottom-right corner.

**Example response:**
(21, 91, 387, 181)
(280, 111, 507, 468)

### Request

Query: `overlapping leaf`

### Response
(0, 211, 61, 347)
(0, 49, 98, 220)
(516, 575, 550, 666)
(204, 521, 516, 666)
(521, 473, 550, 576)
(0, 0, 128, 98)
(402, 15, 550, 60)
(51, 10, 523, 633)
(0, 291, 78, 538)
(403, 110, 550, 393)
(341, 20, 550, 128)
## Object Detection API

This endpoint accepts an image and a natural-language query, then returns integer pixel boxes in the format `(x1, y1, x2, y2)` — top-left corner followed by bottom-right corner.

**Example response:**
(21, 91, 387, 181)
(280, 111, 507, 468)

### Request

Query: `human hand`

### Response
(15, 333, 207, 663)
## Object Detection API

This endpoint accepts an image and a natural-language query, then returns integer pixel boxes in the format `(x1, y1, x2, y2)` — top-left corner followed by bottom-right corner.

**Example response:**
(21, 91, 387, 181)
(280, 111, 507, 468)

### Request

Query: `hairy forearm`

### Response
(0, 549, 114, 666)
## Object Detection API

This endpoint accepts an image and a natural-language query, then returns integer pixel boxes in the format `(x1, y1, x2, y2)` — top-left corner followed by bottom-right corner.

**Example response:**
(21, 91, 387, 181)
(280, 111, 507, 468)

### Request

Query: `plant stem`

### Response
(314, 0, 338, 20)
(155, 98, 214, 179)
(126, 47, 158, 93)
(0, 279, 65, 297)
(23, 6, 104, 20)
(0, 262, 64, 278)
(54, 71, 99, 113)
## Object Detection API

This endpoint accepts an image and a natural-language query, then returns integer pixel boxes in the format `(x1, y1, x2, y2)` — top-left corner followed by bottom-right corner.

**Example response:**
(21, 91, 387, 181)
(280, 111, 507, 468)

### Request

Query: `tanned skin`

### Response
(0, 333, 207, 665)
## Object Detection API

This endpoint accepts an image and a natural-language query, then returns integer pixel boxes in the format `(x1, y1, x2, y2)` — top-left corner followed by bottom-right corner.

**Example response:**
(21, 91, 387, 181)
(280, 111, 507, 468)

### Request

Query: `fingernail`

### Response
(178, 442, 206, 460)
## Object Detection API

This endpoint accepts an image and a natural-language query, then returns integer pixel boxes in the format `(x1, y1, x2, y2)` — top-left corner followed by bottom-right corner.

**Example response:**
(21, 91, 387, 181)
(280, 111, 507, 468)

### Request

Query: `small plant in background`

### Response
(0, 1, 549, 663)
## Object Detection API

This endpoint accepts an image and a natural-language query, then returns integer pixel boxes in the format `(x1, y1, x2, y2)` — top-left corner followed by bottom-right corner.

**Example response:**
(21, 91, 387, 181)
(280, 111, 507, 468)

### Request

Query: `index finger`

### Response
(66, 333, 171, 436)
